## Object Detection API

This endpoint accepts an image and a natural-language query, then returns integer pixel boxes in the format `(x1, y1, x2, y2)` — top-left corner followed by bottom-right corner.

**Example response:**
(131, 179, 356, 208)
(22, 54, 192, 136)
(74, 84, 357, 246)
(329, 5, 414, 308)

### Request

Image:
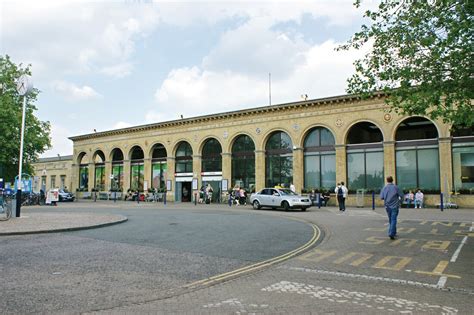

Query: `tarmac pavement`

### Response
(0, 200, 472, 314)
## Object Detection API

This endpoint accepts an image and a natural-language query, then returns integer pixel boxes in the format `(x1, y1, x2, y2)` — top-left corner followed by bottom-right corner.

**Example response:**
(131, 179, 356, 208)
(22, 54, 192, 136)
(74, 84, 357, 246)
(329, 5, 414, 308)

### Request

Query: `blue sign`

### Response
(14, 179, 32, 192)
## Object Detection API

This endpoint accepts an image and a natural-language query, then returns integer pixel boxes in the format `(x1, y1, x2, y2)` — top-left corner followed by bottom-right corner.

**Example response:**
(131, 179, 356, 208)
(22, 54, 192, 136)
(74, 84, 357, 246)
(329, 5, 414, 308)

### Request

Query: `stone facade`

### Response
(63, 93, 472, 207)
(31, 155, 73, 192)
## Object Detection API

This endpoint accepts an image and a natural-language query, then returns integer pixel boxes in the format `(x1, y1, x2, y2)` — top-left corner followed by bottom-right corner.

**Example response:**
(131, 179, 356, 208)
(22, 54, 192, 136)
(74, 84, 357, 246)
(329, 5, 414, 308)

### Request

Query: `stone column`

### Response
(293, 147, 304, 193)
(221, 152, 231, 189)
(335, 145, 347, 185)
(438, 138, 453, 194)
(193, 155, 202, 201)
(166, 157, 176, 201)
(383, 141, 396, 180)
(88, 163, 94, 191)
(70, 163, 79, 192)
(255, 150, 265, 191)
(104, 161, 112, 191)
(123, 159, 131, 193)
(143, 158, 152, 191)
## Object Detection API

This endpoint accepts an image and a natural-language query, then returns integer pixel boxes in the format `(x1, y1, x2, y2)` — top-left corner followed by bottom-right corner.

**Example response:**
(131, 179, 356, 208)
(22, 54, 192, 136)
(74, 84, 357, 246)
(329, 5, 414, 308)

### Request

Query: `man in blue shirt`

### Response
(380, 176, 404, 240)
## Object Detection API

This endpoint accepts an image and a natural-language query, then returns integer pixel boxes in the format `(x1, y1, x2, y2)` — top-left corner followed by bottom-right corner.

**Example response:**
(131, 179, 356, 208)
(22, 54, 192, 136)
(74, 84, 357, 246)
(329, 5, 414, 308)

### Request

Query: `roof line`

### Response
(69, 91, 386, 141)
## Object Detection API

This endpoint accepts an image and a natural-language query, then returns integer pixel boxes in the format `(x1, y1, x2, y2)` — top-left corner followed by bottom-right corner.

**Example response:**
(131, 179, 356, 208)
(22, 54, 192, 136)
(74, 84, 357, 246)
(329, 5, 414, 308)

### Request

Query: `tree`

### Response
(0, 55, 51, 183)
(339, 0, 473, 127)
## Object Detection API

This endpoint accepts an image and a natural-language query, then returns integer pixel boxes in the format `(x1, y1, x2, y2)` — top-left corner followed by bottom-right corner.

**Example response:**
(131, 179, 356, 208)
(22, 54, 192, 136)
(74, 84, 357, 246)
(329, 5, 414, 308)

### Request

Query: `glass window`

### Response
(347, 150, 383, 191)
(396, 148, 440, 192)
(266, 132, 293, 188)
(176, 142, 193, 173)
(50, 175, 56, 189)
(232, 135, 255, 190)
(130, 163, 144, 191)
(152, 162, 167, 190)
(79, 166, 88, 190)
(60, 175, 66, 190)
(304, 127, 336, 190)
(152, 144, 167, 159)
(452, 146, 474, 193)
(94, 165, 106, 191)
(202, 138, 222, 172)
(112, 164, 123, 191)
(395, 150, 417, 189)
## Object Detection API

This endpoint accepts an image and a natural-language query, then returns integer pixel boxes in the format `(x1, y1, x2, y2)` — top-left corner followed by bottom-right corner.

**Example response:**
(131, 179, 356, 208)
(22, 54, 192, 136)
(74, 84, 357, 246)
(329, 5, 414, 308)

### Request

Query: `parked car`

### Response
(58, 189, 75, 202)
(250, 188, 312, 211)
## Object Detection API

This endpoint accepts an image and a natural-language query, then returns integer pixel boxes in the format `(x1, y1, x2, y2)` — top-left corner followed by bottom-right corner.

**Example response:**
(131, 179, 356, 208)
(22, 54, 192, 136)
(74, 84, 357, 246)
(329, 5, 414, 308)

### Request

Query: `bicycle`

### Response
(0, 194, 13, 221)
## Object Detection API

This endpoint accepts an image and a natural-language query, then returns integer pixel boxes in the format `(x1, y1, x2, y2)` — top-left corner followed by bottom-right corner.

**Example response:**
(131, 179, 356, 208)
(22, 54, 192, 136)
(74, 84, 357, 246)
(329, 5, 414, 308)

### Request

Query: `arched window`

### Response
(151, 144, 167, 191)
(232, 135, 255, 191)
(346, 122, 384, 191)
(451, 126, 474, 194)
(111, 149, 124, 191)
(202, 138, 222, 172)
(78, 153, 89, 191)
(175, 142, 193, 173)
(130, 146, 144, 191)
(304, 127, 336, 191)
(93, 150, 106, 191)
(396, 117, 440, 192)
(265, 131, 293, 188)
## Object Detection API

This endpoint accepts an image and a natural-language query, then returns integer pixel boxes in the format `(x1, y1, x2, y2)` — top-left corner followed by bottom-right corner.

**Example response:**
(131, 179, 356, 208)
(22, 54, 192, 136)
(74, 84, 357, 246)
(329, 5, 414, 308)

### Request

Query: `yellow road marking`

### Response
(299, 249, 337, 262)
(372, 256, 412, 271)
(185, 223, 321, 288)
(333, 252, 373, 266)
(390, 238, 418, 247)
(415, 260, 461, 279)
(422, 240, 451, 251)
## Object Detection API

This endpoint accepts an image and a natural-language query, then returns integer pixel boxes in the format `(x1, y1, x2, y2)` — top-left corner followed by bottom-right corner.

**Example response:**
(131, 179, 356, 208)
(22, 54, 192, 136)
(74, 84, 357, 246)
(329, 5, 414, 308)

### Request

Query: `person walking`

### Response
(380, 176, 404, 240)
(335, 182, 348, 211)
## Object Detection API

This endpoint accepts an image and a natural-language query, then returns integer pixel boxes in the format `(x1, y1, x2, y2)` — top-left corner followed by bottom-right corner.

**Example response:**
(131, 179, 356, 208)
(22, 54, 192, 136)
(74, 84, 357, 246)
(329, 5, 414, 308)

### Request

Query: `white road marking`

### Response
(280, 266, 438, 289)
(450, 236, 468, 263)
(262, 281, 458, 314)
(436, 276, 448, 289)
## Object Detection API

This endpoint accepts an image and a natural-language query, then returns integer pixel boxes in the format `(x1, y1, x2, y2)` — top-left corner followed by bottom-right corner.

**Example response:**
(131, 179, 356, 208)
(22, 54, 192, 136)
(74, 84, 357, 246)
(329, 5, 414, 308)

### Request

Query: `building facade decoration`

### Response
(31, 93, 472, 207)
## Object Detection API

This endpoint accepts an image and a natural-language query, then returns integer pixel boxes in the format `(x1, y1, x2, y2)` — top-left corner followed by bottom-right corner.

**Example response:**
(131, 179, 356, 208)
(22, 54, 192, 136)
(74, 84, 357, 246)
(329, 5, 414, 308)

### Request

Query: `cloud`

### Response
(2, 1, 160, 79)
(112, 121, 133, 130)
(52, 80, 102, 102)
(40, 124, 73, 158)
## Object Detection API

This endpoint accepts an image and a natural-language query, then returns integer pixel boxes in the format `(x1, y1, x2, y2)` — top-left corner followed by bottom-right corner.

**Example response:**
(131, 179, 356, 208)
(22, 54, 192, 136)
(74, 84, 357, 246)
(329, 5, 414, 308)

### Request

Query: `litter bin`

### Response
(356, 189, 365, 208)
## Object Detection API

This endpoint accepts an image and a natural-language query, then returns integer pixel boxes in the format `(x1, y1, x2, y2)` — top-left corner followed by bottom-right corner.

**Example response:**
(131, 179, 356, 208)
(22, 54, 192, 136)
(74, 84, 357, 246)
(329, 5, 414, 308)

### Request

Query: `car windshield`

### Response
(278, 189, 297, 196)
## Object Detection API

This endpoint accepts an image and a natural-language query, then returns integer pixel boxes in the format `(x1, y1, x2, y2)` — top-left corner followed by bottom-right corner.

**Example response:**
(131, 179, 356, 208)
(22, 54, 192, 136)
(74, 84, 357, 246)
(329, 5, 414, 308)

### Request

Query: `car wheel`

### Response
(59, 196, 63, 202)
(301, 207, 307, 212)
(253, 200, 261, 210)
(282, 201, 290, 211)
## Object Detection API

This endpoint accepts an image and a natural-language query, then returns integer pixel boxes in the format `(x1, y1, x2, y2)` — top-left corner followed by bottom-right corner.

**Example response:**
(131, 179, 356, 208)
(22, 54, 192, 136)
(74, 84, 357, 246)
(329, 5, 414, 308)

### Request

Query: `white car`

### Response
(250, 188, 312, 211)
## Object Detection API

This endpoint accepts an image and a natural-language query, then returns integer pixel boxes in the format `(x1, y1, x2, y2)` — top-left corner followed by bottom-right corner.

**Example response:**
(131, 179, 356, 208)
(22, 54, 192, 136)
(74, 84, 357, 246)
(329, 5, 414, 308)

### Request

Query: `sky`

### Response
(1, 0, 376, 158)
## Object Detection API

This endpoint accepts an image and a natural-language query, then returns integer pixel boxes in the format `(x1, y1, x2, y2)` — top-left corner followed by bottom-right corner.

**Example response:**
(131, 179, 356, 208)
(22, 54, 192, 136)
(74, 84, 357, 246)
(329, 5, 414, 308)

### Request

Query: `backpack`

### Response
(337, 187, 343, 197)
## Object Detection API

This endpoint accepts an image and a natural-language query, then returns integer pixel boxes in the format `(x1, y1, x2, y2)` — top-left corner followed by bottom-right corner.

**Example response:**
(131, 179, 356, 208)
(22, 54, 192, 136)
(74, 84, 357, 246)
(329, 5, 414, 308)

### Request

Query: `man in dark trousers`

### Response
(380, 176, 404, 240)
(335, 182, 348, 211)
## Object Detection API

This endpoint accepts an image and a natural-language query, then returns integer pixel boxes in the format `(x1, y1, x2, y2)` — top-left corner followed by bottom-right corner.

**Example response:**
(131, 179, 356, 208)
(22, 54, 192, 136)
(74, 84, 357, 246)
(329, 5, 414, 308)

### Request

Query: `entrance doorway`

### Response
(176, 181, 192, 202)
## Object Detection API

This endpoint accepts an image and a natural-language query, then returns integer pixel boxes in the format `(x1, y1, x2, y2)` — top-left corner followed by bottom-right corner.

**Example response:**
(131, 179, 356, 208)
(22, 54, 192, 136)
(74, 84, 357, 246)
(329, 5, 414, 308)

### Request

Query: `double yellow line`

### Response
(185, 222, 321, 288)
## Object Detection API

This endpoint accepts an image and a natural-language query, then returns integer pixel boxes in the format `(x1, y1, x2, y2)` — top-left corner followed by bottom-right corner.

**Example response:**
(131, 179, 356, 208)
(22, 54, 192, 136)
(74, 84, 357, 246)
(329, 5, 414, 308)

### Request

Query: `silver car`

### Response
(250, 188, 312, 211)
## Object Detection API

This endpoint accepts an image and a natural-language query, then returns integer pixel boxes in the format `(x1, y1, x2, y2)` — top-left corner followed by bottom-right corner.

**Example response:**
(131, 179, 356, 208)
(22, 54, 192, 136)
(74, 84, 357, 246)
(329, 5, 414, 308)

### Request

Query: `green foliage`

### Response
(0, 55, 51, 182)
(339, 0, 474, 127)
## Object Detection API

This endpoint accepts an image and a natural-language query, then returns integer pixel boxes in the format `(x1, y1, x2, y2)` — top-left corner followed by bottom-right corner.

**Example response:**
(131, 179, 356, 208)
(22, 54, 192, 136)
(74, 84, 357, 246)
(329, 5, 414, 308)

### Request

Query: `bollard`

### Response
(318, 193, 321, 209)
(372, 191, 375, 210)
(137, 192, 140, 204)
(440, 193, 444, 212)
(114, 191, 116, 203)
(164, 191, 167, 205)
(228, 194, 232, 207)
(194, 193, 197, 206)
(94, 191, 97, 202)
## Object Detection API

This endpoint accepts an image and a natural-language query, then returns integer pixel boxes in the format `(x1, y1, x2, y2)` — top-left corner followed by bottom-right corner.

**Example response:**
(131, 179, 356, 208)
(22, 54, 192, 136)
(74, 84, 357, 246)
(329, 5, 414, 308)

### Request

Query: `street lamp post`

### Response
(16, 74, 33, 217)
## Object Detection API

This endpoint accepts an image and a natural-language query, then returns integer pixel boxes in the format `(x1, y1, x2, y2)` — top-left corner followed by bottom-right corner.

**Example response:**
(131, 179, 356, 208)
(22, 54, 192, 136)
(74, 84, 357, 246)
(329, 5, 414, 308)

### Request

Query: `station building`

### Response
(36, 93, 474, 207)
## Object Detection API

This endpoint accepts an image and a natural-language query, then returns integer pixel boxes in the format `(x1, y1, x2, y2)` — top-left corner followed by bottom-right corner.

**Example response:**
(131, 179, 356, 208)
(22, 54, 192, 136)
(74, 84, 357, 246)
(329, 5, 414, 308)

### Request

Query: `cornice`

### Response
(69, 92, 387, 142)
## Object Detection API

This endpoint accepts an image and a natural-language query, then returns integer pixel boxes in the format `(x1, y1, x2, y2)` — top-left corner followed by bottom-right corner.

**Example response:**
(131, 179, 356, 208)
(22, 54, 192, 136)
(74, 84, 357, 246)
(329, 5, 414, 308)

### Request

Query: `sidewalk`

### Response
(0, 211, 127, 235)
